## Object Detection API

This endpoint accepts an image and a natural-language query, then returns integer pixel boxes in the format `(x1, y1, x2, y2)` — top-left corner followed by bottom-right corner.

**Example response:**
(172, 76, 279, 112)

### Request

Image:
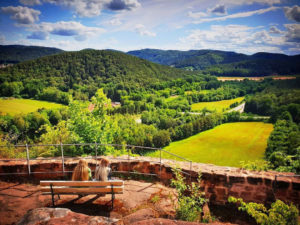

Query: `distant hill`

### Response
(0, 45, 63, 64)
(0, 49, 192, 93)
(127, 49, 300, 76)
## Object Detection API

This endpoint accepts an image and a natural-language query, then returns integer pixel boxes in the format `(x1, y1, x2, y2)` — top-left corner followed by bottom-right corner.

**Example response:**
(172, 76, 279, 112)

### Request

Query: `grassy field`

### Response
(191, 97, 244, 112)
(147, 122, 273, 167)
(0, 98, 64, 115)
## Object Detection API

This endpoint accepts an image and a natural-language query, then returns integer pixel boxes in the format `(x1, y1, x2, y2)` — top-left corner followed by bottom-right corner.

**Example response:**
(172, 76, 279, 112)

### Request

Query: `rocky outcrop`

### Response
(17, 208, 237, 225)
(17, 208, 121, 225)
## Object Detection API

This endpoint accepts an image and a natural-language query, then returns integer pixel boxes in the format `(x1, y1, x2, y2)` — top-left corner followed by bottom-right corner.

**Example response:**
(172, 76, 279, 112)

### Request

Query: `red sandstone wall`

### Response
(0, 157, 299, 206)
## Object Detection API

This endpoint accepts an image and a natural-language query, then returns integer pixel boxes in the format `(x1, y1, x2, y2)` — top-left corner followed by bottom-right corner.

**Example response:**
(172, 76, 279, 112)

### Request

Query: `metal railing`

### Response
(0, 142, 193, 179)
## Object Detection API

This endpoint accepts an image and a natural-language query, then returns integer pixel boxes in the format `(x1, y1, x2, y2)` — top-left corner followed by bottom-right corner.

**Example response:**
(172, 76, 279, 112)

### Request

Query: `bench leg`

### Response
(112, 192, 115, 209)
(50, 184, 55, 207)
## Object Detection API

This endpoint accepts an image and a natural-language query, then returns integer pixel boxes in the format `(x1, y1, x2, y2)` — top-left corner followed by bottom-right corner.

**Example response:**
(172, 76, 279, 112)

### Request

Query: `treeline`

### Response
(0, 49, 193, 103)
(0, 45, 63, 64)
(244, 87, 300, 173)
(205, 57, 300, 76)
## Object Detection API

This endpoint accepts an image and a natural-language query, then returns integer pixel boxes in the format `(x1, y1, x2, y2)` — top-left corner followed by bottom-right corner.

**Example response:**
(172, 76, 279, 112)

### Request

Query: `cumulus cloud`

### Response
(43, 0, 140, 17)
(19, 0, 41, 6)
(1, 6, 40, 24)
(193, 6, 280, 24)
(180, 25, 285, 54)
(28, 21, 105, 41)
(209, 4, 227, 15)
(284, 24, 300, 42)
(284, 5, 300, 22)
(134, 24, 156, 37)
(269, 26, 283, 34)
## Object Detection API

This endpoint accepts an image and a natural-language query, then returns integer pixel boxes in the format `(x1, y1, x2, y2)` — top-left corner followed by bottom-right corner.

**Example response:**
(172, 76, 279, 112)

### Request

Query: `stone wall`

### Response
(0, 156, 299, 206)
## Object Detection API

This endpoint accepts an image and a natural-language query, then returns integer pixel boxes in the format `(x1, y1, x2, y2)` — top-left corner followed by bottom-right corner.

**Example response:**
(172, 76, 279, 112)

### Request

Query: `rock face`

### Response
(18, 208, 237, 225)
(17, 208, 120, 225)
(123, 208, 157, 225)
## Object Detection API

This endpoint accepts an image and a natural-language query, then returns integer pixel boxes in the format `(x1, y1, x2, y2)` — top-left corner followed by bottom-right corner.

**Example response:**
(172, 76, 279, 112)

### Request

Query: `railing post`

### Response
(160, 148, 162, 180)
(26, 143, 31, 175)
(95, 142, 98, 167)
(60, 142, 65, 176)
(190, 161, 192, 181)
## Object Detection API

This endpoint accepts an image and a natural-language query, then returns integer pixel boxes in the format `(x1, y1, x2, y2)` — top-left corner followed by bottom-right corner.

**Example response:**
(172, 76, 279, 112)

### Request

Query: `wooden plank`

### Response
(40, 180, 124, 187)
(41, 187, 123, 194)
(42, 192, 123, 195)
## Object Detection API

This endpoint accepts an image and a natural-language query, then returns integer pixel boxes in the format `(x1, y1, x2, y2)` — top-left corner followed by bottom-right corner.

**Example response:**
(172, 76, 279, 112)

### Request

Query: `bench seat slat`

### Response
(40, 180, 123, 187)
(41, 187, 123, 194)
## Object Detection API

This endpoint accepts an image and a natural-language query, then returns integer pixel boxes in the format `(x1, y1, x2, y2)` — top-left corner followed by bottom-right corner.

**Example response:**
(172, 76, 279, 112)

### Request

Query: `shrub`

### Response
(228, 196, 299, 225)
(171, 167, 207, 222)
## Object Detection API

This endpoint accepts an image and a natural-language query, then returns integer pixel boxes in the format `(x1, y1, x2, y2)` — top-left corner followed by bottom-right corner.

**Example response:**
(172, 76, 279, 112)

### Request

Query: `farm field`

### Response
(191, 97, 244, 112)
(0, 98, 64, 115)
(147, 122, 273, 167)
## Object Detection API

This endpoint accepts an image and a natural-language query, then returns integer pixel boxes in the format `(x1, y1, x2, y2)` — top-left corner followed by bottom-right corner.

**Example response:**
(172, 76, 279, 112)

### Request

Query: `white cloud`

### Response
(19, 0, 41, 6)
(180, 25, 285, 54)
(220, 0, 281, 5)
(284, 24, 300, 42)
(194, 6, 280, 24)
(27, 21, 106, 41)
(43, 0, 140, 17)
(187, 11, 208, 19)
(1, 6, 40, 24)
(109, 18, 122, 26)
(284, 5, 300, 22)
(134, 24, 156, 37)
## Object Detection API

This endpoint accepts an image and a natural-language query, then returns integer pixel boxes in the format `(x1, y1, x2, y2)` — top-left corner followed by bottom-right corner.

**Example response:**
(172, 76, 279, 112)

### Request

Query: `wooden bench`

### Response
(40, 180, 124, 208)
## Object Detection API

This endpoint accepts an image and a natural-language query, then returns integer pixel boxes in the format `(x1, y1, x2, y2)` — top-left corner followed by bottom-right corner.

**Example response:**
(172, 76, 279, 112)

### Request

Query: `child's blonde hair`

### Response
(72, 159, 89, 181)
(95, 157, 110, 181)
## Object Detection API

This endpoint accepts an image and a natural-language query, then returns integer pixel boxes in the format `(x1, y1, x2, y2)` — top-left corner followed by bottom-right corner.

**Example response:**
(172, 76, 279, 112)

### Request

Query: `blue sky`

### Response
(0, 0, 299, 55)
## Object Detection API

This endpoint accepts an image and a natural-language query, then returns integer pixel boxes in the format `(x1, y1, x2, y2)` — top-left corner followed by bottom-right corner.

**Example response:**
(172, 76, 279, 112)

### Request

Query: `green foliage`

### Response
(150, 194, 160, 203)
(128, 48, 300, 76)
(240, 160, 271, 172)
(228, 196, 299, 225)
(171, 167, 207, 222)
(0, 45, 63, 64)
(0, 49, 192, 103)
(266, 119, 300, 173)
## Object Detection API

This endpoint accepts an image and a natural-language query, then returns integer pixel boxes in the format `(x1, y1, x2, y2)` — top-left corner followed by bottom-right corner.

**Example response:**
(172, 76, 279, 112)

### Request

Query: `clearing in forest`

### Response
(0, 98, 64, 115)
(191, 96, 244, 112)
(147, 122, 273, 167)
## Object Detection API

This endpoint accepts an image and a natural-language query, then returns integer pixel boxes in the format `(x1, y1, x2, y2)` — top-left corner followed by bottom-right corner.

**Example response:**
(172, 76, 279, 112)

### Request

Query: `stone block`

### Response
(292, 181, 300, 191)
(275, 181, 290, 189)
(229, 176, 245, 184)
(247, 176, 263, 185)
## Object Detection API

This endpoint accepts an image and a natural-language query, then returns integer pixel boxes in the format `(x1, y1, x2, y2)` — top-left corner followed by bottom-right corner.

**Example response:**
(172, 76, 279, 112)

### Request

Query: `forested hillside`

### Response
(0, 45, 63, 64)
(0, 49, 193, 102)
(128, 49, 300, 76)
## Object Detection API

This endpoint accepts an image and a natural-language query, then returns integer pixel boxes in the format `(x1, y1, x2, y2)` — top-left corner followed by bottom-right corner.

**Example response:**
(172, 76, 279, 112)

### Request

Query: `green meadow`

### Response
(147, 122, 273, 167)
(191, 97, 244, 112)
(0, 98, 64, 115)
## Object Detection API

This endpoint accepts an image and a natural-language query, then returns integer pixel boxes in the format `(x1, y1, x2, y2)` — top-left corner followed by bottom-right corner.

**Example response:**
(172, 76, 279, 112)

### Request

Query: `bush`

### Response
(228, 196, 299, 225)
(171, 167, 207, 222)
